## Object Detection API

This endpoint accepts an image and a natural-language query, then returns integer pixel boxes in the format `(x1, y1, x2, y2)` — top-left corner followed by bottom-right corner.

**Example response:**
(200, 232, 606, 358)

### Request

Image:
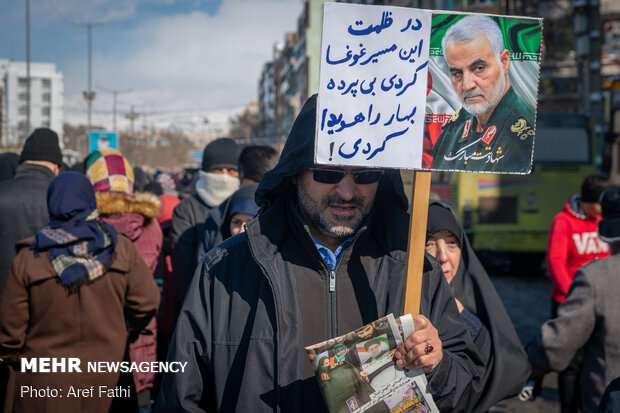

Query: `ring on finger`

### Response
(424, 341, 433, 355)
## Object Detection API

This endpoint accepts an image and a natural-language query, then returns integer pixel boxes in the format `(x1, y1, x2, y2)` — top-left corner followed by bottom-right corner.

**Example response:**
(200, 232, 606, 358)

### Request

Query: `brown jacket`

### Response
(0, 235, 160, 413)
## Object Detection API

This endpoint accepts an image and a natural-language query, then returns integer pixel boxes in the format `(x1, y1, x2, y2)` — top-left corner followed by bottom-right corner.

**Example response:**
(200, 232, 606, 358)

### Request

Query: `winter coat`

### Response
(548, 195, 609, 303)
(170, 193, 211, 307)
(528, 251, 620, 412)
(0, 163, 55, 288)
(97, 191, 163, 395)
(597, 377, 620, 413)
(156, 95, 484, 413)
(0, 152, 19, 182)
(0, 235, 159, 413)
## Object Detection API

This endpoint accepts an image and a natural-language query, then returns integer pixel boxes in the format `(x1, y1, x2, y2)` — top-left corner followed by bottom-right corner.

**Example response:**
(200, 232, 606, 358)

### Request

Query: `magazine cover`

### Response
(305, 314, 438, 413)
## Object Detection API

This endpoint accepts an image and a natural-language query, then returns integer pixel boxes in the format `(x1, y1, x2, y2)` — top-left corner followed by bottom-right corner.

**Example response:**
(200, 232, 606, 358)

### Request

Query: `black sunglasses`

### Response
(309, 168, 384, 185)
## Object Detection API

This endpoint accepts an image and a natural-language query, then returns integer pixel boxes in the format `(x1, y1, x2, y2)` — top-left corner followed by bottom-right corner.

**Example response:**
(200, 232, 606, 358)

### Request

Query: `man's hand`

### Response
(360, 370, 369, 382)
(393, 315, 443, 374)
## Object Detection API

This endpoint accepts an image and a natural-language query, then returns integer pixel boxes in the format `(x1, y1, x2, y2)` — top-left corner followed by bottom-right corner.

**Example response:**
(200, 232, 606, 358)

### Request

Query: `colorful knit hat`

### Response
(85, 147, 135, 195)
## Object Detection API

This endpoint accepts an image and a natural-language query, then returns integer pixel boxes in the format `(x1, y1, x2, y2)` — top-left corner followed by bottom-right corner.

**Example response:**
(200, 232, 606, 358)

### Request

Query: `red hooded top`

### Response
(547, 195, 609, 303)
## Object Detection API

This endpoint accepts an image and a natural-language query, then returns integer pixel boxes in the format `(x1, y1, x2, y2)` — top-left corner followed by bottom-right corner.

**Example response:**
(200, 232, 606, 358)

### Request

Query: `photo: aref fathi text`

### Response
(21, 384, 131, 398)
(20, 357, 188, 373)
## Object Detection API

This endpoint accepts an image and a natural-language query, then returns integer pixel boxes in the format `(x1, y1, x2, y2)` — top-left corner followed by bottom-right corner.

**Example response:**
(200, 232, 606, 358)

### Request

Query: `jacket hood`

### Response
(95, 190, 161, 218)
(564, 194, 590, 221)
(219, 183, 259, 242)
(255, 94, 408, 213)
(101, 212, 146, 242)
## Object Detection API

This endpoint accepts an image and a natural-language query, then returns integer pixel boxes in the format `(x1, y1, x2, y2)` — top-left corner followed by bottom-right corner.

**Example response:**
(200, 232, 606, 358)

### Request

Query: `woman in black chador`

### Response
(426, 201, 530, 412)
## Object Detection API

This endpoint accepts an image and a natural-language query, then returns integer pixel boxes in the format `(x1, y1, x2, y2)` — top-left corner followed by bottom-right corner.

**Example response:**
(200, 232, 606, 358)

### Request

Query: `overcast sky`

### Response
(0, 0, 304, 131)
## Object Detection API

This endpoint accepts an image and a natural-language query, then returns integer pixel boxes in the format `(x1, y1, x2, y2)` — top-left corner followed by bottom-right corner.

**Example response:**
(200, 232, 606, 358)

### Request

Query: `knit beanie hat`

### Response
(20, 128, 63, 166)
(201, 138, 240, 172)
(85, 147, 135, 195)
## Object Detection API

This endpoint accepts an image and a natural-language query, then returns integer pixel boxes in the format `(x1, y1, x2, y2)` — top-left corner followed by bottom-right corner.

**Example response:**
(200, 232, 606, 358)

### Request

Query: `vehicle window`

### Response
(533, 127, 590, 164)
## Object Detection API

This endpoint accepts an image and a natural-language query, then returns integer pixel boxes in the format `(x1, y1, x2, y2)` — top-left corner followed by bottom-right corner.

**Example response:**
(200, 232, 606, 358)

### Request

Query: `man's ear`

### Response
(500, 49, 510, 74)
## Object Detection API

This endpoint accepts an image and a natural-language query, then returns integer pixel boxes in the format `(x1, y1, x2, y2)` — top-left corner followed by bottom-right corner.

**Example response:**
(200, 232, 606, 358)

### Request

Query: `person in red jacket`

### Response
(546, 173, 610, 413)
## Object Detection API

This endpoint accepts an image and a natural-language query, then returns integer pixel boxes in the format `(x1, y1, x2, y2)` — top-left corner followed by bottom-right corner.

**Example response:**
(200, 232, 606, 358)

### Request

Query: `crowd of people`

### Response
(0, 96, 619, 413)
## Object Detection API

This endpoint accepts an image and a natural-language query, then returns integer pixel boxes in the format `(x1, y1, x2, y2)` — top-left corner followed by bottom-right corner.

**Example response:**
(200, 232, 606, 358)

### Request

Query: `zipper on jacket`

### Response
(329, 270, 337, 338)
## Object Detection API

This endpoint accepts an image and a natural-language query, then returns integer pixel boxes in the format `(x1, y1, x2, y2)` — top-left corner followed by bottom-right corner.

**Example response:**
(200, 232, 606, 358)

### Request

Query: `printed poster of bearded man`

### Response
(422, 13, 542, 174)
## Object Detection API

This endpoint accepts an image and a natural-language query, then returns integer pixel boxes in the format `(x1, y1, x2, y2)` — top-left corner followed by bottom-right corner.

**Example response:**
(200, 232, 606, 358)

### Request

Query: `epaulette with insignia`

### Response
(447, 108, 462, 124)
(510, 118, 535, 141)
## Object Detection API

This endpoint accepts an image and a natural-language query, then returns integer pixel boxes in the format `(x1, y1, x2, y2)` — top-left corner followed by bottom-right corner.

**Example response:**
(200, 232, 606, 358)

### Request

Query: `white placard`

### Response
(316, 2, 431, 169)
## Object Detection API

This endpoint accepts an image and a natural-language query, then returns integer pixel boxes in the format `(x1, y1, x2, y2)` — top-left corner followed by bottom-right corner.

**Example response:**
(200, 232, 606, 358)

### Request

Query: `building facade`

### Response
(0, 59, 64, 147)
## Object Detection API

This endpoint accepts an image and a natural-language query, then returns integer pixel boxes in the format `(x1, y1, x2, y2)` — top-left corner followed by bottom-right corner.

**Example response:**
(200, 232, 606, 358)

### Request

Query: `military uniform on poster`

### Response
(431, 87, 535, 173)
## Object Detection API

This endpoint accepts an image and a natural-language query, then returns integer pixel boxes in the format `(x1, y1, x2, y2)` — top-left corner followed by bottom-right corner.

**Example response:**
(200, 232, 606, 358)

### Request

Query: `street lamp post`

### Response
(125, 105, 139, 135)
(26, 0, 30, 137)
(97, 85, 133, 131)
(74, 20, 104, 135)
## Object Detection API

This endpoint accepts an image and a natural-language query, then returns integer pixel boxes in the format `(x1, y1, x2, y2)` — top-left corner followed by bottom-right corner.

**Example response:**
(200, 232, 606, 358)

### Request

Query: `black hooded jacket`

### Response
(156, 95, 483, 413)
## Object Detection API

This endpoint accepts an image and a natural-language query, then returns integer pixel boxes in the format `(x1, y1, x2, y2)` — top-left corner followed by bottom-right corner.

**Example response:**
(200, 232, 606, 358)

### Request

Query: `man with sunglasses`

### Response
(156, 95, 483, 413)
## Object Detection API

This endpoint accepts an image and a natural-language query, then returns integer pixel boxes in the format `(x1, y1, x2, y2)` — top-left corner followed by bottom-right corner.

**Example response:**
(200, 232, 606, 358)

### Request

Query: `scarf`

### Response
(195, 170, 239, 207)
(31, 172, 118, 288)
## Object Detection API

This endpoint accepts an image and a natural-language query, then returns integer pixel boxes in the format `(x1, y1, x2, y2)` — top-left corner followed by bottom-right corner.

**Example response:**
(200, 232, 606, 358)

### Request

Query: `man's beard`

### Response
(296, 182, 371, 240)
(461, 72, 506, 116)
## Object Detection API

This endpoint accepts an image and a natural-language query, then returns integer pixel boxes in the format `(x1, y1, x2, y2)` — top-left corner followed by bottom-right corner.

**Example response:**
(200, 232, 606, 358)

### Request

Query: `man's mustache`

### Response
(325, 195, 363, 206)
(461, 89, 485, 99)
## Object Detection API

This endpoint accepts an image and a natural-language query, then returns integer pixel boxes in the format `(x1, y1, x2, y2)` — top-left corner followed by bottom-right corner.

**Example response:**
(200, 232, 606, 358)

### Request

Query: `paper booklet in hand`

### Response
(305, 314, 438, 413)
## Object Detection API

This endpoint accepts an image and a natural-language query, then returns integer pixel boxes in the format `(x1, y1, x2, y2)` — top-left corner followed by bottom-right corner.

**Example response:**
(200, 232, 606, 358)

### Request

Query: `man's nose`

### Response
(462, 71, 477, 91)
(334, 173, 356, 200)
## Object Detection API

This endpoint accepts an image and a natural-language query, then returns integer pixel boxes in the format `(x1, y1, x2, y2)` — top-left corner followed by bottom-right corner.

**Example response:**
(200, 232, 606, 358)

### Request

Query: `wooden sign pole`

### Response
(403, 170, 432, 316)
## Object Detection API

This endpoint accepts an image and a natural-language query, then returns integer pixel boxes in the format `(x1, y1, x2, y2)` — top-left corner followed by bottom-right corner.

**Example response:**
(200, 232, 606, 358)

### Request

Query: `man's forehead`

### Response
(445, 37, 494, 63)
